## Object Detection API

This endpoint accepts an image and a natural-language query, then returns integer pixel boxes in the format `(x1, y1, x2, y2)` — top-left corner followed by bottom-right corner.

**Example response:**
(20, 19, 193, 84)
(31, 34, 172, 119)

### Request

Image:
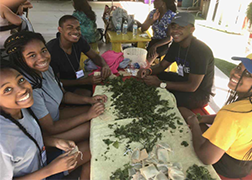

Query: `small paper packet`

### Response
(94, 71, 101, 77)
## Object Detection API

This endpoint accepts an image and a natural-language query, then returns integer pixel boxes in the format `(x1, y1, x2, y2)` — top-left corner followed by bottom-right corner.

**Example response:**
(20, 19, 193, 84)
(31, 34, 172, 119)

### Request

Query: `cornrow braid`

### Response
(243, 146, 252, 161)
(0, 109, 45, 167)
(241, 139, 252, 172)
(4, 31, 46, 89)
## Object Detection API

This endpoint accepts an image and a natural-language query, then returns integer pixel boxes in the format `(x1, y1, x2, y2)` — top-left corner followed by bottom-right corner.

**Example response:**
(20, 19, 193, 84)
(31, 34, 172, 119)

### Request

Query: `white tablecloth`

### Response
(90, 85, 220, 180)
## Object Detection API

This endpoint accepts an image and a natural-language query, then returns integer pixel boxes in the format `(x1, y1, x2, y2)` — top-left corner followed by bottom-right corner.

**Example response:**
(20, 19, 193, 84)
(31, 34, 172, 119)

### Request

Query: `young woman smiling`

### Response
(4, 31, 107, 144)
(139, 0, 176, 64)
(179, 54, 252, 178)
(0, 61, 90, 179)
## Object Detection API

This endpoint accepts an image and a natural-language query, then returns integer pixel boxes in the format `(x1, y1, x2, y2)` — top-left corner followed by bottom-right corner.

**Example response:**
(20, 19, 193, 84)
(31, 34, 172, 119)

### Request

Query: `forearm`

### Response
(141, 23, 150, 32)
(60, 78, 90, 86)
(1, 5, 22, 25)
(199, 115, 216, 124)
(43, 136, 59, 147)
(140, 20, 153, 32)
(62, 91, 91, 104)
(191, 123, 207, 155)
(151, 64, 168, 75)
(152, 37, 172, 48)
(91, 55, 107, 67)
(15, 166, 53, 180)
(44, 114, 90, 135)
(165, 81, 197, 92)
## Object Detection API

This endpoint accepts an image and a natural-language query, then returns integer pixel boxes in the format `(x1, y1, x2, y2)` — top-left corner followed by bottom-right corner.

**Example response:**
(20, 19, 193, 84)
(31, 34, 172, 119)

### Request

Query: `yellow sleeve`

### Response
(202, 110, 239, 151)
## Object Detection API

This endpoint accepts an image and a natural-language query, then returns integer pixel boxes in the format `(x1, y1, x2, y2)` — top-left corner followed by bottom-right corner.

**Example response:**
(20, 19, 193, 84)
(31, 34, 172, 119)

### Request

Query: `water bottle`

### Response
(116, 21, 121, 35)
(126, 62, 135, 76)
(122, 19, 128, 34)
(104, 12, 110, 23)
(133, 20, 138, 37)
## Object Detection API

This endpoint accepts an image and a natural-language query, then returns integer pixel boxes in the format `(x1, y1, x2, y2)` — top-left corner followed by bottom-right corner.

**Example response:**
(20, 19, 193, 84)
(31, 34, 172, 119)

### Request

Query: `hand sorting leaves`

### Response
(91, 94, 108, 104)
(143, 75, 162, 87)
(101, 65, 111, 80)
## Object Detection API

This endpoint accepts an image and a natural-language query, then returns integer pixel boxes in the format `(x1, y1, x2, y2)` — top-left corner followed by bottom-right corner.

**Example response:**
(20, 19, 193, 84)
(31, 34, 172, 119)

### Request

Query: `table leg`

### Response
(111, 42, 122, 52)
(105, 32, 110, 43)
(137, 42, 147, 49)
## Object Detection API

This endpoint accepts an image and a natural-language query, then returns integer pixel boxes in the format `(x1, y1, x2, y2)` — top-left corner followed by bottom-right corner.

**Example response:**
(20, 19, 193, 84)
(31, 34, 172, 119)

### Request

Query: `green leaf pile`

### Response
(104, 76, 180, 152)
(186, 164, 215, 180)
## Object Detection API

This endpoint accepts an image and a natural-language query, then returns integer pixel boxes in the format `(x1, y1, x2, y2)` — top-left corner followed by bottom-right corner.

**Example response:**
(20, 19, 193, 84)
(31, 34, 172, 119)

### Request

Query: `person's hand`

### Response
(186, 114, 199, 129)
(17, 4, 24, 15)
(91, 94, 108, 104)
(86, 75, 102, 84)
(48, 151, 78, 174)
(101, 65, 111, 80)
(87, 102, 105, 119)
(152, 9, 160, 22)
(143, 75, 161, 87)
(148, 46, 158, 59)
(23, 1, 33, 9)
(55, 139, 76, 152)
(137, 68, 151, 78)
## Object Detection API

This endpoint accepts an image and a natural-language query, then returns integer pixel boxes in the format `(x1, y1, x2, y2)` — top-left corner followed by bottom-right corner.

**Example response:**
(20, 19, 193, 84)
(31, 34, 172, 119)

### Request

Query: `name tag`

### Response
(76, 70, 84, 79)
(178, 64, 184, 77)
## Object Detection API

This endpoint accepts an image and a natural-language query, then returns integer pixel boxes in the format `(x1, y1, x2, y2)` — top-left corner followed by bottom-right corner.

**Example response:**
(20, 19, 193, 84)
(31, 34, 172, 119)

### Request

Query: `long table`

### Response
(90, 84, 220, 180)
(107, 29, 151, 52)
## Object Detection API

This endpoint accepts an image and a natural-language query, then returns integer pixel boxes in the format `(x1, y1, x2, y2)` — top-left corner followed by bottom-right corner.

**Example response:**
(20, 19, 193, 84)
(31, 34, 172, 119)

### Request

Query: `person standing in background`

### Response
(139, 0, 176, 64)
(72, 0, 101, 44)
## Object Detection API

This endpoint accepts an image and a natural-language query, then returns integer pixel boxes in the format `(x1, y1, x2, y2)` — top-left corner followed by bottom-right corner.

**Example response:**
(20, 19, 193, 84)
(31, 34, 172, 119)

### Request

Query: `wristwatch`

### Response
(160, 82, 167, 89)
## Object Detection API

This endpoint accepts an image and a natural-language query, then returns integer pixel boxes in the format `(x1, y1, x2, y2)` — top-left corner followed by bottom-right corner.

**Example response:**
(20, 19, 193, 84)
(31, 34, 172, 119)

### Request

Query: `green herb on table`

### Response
(112, 141, 119, 149)
(186, 164, 215, 180)
(108, 124, 114, 129)
(103, 139, 114, 146)
(110, 163, 132, 180)
(181, 141, 189, 147)
(104, 76, 180, 152)
(177, 120, 183, 125)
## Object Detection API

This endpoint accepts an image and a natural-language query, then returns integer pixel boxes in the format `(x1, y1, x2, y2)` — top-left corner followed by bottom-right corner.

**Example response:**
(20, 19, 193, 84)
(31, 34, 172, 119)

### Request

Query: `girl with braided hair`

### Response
(179, 54, 252, 178)
(0, 61, 89, 179)
(4, 31, 106, 146)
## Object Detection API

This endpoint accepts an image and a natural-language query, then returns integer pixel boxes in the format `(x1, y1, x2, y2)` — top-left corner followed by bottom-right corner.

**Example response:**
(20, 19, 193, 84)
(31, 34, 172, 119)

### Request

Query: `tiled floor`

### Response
(29, 0, 242, 112)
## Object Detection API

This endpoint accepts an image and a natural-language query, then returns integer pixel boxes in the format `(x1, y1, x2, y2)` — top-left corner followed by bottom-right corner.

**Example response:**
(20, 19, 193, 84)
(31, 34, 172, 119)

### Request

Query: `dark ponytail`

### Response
(0, 109, 45, 167)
